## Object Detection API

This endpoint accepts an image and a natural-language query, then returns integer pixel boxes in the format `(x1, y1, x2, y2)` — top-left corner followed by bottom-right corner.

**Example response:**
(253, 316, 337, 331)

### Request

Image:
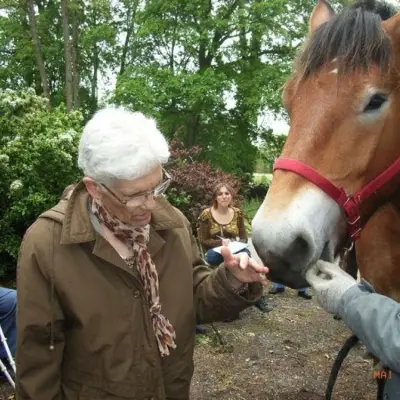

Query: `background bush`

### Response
(0, 88, 83, 279)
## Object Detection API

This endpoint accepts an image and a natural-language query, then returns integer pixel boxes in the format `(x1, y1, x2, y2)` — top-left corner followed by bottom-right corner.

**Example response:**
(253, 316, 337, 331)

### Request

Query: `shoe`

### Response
(195, 325, 207, 334)
(268, 287, 285, 295)
(254, 298, 273, 313)
(297, 291, 312, 300)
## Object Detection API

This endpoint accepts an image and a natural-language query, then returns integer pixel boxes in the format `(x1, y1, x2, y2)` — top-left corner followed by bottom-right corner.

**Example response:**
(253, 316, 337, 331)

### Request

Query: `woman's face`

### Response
(216, 186, 232, 208)
(97, 166, 163, 227)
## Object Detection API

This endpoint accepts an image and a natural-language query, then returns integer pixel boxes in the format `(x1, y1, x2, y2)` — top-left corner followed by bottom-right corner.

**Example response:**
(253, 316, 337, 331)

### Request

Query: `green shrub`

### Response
(241, 197, 264, 234)
(0, 88, 83, 279)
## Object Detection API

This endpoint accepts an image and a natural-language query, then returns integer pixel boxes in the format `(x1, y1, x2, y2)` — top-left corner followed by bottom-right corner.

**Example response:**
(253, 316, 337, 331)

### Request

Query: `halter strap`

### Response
(273, 156, 400, 240)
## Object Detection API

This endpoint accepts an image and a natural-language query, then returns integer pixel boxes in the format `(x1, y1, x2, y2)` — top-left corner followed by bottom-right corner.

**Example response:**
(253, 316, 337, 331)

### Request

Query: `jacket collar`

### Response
(59, 181, 184, 260)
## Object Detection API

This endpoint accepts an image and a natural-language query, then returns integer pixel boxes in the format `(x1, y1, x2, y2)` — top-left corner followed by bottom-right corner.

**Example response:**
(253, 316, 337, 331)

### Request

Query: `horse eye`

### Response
(363, 93, 387, 113)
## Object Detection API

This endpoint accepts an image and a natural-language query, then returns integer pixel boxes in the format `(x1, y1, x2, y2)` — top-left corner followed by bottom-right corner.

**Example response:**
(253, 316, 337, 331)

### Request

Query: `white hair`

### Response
(78, 107, 170, 183)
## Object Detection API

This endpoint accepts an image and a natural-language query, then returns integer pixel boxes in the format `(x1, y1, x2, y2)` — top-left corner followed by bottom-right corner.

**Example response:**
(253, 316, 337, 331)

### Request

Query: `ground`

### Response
(0, 384, 14, 400)
(190, 288, 377, 400)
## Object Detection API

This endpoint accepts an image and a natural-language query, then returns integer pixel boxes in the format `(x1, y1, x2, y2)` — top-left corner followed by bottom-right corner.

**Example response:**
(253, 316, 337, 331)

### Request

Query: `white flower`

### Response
(0, 154, 9, 165)
(10, 180, 23, 192)
(58, 130, 75, 144)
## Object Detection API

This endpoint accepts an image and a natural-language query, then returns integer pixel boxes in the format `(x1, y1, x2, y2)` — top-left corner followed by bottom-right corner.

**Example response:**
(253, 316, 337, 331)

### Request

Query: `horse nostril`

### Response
(284, 235, 311, 267)
(291, 236, 309, 254)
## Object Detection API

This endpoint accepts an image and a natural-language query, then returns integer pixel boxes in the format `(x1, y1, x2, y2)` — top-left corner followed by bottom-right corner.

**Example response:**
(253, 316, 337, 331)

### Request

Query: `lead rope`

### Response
(325, 335, 387, 400)
(376, 367, 389, 400)
(325, 334, 359, 399)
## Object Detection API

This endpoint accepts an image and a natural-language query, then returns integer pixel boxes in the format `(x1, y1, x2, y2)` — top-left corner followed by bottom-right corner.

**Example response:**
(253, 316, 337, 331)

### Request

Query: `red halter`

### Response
(273, 157, 400, 241)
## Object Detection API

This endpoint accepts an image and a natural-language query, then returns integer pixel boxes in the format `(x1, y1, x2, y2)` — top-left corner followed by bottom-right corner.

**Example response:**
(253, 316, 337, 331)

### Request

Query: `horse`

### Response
(251, 0, 400, 303)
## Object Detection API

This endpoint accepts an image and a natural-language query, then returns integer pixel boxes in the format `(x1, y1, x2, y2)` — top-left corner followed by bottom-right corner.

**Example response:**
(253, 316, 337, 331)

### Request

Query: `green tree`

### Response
(0, 0, 118, 115)
(256, 130, 287, 173)
(114, 0, 320, 179)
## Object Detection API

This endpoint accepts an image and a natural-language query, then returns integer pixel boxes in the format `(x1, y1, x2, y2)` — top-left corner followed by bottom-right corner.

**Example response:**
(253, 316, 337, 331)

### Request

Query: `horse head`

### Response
(252, 0, 400, 290)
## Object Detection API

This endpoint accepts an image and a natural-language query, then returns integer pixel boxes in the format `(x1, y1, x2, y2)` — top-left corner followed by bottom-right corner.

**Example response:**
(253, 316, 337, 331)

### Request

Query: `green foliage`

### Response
(0, 88, 83, 278)
(113, 0, 319, 178)
(253, 173, 273, 185)
(241, 197, 264, 233)
(256, 131, 287, 173)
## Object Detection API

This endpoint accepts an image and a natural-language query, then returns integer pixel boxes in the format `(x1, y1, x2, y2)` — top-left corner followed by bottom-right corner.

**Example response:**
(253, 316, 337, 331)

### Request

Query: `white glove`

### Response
(305, 260, 358, 315)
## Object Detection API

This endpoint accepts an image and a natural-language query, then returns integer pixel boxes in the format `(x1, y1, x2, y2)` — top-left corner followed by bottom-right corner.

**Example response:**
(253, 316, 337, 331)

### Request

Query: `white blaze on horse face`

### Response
(252, 185, 342, 276)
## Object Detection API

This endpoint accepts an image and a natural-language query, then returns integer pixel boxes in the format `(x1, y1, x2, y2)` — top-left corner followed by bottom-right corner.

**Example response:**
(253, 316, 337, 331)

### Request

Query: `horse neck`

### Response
(356, 196, 400, 302)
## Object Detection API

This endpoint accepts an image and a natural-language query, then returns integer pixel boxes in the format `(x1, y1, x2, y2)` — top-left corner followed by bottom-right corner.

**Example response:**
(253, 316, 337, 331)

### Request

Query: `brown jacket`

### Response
(16, 182, 262, 400)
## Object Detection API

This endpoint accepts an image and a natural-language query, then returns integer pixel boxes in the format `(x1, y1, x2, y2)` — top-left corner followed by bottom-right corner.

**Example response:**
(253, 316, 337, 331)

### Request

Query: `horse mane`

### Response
(295, 0, 398, 80)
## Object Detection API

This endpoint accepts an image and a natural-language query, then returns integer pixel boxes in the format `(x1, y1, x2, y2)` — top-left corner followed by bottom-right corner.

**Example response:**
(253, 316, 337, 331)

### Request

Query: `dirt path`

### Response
(190, 240, 376, 400)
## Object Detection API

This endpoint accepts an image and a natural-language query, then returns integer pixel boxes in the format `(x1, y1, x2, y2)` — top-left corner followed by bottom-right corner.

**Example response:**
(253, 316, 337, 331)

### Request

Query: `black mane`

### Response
(295, 0, 397, 79)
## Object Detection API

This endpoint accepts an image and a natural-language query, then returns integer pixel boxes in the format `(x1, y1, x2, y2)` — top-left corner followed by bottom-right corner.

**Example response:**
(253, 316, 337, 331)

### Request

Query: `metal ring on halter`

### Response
(350, 227, 362, 239)
(348, 215, 361, 225)
(343, 194, 354, 207)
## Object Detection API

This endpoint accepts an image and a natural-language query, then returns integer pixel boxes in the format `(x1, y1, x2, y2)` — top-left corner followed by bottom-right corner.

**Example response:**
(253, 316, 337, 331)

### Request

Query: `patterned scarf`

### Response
(91, 198, 177, 357)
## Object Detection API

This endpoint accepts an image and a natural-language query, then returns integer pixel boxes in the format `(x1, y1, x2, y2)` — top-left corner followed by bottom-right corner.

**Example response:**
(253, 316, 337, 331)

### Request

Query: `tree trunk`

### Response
(71, 0, 80, 108)
(92, 44, 98, 110)
(61, 0, 73, 112)
(119, 0, 139, 76)
(26, 0, 51, 108)
(91, 9, 98, 111)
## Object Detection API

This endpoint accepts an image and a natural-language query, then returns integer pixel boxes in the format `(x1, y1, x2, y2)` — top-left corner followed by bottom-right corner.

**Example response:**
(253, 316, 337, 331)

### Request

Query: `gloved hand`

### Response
(305, 260, 358, 315)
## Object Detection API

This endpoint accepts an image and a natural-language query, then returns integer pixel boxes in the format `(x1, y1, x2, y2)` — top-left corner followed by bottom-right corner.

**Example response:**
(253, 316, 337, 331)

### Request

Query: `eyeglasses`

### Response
(101, 169, 172, 208)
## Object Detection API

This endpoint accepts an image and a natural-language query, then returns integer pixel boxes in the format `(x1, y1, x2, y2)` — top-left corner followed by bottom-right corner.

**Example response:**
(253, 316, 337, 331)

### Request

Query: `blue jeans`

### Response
(205, 247, 251, 266)
(0, 287, 16, 358)
(272, 282, 309, 294)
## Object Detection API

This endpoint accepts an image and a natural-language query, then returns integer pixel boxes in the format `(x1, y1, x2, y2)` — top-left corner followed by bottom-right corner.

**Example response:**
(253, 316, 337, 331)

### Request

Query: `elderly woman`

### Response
(16, 107, 268, 400)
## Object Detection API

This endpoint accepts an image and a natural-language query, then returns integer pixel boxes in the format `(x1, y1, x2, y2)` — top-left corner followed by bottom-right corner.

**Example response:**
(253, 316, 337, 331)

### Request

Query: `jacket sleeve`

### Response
(197, 209, 221, 249)
(339, 284, 400, 373)
(182, 215, 262, 323)
(16, 221, 65, 400)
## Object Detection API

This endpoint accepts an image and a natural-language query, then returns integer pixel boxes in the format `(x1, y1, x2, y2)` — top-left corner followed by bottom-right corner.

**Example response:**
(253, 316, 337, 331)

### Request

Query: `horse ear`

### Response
(382, 13, 400, 45)
(309, 0, 335, 33)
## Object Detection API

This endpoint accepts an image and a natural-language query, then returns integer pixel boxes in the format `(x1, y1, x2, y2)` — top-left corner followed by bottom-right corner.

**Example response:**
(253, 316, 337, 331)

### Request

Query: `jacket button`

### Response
(133, 290, 140, 298)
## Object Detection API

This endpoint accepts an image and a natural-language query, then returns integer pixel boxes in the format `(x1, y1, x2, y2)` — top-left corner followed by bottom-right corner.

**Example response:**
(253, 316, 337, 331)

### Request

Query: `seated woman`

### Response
(198, 183, 272, 314)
